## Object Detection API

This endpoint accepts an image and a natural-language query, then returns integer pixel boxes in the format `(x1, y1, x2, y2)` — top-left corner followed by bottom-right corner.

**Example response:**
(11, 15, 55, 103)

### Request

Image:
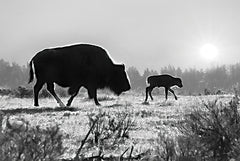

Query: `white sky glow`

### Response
(1, 0, 240, 71)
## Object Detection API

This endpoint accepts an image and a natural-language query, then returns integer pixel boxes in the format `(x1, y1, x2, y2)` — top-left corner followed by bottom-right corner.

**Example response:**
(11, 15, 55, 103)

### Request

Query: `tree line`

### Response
(0, 59, 28, 88)
(127, 64, 240, 95)
(0, 58, 240, 95)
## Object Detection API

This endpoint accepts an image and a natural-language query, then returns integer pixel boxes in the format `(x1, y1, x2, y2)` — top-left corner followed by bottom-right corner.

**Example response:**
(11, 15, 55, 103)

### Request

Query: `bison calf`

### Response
(145, 74, 183, 102)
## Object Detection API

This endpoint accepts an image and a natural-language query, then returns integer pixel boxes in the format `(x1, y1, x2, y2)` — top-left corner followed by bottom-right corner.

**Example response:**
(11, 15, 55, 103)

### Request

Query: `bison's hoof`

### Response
(142, 101, 149, 105)
(95, 102, 101, 106)
(66, 101, 71, 106)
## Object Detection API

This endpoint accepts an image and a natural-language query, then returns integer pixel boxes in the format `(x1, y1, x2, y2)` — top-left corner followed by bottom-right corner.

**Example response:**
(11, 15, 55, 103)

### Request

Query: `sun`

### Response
(200, 44, 219, 61)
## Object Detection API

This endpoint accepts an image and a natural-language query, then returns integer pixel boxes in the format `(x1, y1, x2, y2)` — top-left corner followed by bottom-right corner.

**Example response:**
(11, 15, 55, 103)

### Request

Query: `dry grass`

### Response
(0, 92, 234, 159)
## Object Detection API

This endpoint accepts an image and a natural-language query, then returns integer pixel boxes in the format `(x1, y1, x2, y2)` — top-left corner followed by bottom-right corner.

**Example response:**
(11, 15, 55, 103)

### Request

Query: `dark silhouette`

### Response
(144, 74, 183, 102)
(28, 44, 131, 106)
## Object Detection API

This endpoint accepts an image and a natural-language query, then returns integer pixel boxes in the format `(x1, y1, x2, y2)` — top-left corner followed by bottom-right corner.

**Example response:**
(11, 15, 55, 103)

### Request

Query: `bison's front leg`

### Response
(145, 86, 154, 102)
(94, 96, 100, 106)
(88, 87, 100, 106)
(67, 86, 81, 106)
(67, 90, 79, 106)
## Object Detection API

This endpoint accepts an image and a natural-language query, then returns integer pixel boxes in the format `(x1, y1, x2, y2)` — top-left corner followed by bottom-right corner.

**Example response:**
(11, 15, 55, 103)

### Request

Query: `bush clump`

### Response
(0, 88, 12, 96)
(0, 114, 65, 161)
(13, 86, 33, 98)
(0, 86, 69, 98)
(87, 111, 134, 150)
(178, 97, 240, 160)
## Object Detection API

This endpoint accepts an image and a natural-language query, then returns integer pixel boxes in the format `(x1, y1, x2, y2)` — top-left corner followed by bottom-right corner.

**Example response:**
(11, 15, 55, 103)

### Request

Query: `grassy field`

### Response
(0, 91, 234, 159)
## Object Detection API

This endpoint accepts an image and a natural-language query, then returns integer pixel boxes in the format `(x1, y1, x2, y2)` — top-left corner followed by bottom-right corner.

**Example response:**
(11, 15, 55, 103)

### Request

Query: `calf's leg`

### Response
(169, 88, 178, 100)
(145, 86, 154, 102)
(149, 87, 154, 100)
(145, 86, 149, 102)
(164, 87, 169, 100)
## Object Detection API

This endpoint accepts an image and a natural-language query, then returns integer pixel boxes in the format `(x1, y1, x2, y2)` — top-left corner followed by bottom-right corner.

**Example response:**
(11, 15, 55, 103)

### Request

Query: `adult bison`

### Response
(144, 74, 183, 102)
(28, 44, 131, 106)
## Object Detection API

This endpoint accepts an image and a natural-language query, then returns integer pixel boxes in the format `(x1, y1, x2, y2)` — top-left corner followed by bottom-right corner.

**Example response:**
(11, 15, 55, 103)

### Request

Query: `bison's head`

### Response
(109, 64, 131, 95)
(175, 78, 183, 88)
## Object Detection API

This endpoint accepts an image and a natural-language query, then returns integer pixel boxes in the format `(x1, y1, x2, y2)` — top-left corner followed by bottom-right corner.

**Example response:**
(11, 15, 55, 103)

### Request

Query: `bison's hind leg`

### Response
(33, 80, 44, 106)
(47, 83, 65, 107)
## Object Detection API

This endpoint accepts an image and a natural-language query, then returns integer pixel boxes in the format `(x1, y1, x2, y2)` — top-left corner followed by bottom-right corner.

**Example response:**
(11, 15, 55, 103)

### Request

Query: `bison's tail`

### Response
(146, 77, 151, 84)
(28, 60, 34, 83)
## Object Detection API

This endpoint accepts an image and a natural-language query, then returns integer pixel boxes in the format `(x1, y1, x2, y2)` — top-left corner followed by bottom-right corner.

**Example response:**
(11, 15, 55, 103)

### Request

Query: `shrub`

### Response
(14, 86, 53, 98)
(0, 115, 65, 161)
(87, 111, 134, 151)
(178, 97, 240, 160)
(39, 88, 51, 98)
(2, 86, 68, 98)
(215, 89, 224, 95)
(155, 129, 177, 161)
(0, 88, 12, 96)
(14, 86, 33, 98)
(203, 88, 211, 95)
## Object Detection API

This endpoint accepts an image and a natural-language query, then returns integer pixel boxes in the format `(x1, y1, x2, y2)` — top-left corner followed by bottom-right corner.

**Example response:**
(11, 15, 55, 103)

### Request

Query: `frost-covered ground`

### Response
(0, 92, 234, 159)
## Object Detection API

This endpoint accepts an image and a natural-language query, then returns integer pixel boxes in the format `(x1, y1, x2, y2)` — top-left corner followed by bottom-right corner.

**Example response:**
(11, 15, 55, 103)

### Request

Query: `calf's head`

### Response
(175, 77, 183, 88)
(109, 64, 131, 95)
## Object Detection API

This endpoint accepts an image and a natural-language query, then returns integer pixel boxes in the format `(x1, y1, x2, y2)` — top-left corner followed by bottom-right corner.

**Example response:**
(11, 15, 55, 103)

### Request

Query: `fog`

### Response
(1, 1, 240, 72)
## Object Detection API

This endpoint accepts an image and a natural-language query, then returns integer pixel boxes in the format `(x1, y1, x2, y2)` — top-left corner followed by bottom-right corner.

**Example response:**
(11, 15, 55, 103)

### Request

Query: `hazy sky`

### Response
(1, 0, 240, 72)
